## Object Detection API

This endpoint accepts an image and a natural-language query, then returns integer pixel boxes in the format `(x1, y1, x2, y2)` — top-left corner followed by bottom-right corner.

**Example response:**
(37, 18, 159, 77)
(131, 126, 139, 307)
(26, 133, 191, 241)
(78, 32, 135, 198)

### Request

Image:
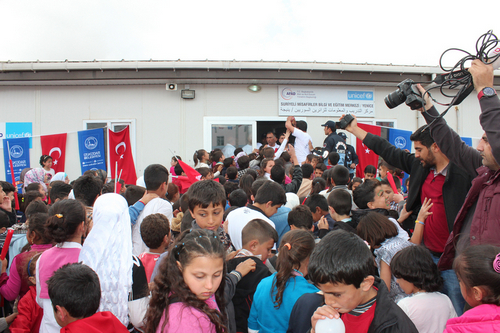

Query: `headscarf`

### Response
(234, 151, 247, 169)
(50, 172, 67, 183)
(79, 193, 133, 326)
(23, 168, 47, 193)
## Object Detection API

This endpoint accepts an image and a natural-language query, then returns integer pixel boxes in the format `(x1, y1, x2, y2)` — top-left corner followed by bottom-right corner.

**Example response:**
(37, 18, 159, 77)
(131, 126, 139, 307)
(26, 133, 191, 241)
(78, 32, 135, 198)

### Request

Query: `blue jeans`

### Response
(431, 253, 465, 316)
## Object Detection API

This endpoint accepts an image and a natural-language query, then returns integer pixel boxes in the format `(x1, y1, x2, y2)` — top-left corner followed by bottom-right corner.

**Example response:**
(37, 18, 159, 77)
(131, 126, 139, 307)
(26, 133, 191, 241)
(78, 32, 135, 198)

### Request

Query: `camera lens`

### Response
(384, 90, 406, 109)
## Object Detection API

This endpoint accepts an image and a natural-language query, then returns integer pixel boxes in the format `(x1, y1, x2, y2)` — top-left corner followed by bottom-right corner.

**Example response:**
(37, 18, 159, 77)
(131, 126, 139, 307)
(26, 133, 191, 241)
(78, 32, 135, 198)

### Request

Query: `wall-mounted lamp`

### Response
(247, 84, 261, 92)
(181, 89, 195, 99)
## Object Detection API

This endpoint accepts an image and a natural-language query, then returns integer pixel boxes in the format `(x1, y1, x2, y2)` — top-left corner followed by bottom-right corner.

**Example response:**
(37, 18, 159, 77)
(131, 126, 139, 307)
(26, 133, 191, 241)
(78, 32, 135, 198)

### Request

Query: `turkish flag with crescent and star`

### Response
(40, 133, 67, 174)
(108, 126, 137, 184)
(355, 123, 381, 178)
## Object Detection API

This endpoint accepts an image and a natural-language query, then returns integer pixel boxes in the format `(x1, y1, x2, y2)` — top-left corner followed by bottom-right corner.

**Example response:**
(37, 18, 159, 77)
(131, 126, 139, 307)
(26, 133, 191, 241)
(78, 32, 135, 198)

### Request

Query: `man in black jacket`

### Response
(343, 114, 472, 315)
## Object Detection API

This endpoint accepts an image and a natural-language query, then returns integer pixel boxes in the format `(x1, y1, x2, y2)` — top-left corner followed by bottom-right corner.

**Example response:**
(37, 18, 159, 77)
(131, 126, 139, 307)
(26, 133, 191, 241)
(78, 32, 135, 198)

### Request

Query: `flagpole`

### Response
(116, 169, 123, 194)
(114, 162, 118, 193)
(6, 141, 20, 211)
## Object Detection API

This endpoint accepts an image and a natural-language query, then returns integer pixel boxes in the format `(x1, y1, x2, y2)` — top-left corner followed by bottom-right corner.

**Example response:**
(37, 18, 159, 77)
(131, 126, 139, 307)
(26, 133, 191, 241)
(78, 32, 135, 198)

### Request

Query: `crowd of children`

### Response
(0, 136, 498, 333)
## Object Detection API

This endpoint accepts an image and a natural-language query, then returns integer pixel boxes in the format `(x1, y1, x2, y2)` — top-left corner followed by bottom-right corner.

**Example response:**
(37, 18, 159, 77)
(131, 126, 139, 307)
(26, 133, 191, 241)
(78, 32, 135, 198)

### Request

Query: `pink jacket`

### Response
(444, 304, 500, 333)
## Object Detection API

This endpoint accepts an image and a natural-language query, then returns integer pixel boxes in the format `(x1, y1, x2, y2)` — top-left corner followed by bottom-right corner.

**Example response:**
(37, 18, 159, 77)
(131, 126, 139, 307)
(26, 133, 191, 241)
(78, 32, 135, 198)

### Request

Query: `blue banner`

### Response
(388, 128, 412, 193)
(3, 137, 30, 191)
(78, 128, 107, 174)
(461, 137, 473, 147)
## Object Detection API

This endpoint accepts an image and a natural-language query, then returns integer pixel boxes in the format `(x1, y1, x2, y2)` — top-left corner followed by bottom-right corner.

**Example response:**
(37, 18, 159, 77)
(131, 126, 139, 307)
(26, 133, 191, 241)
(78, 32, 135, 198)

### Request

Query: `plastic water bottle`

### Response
(315, 317, 345, 333)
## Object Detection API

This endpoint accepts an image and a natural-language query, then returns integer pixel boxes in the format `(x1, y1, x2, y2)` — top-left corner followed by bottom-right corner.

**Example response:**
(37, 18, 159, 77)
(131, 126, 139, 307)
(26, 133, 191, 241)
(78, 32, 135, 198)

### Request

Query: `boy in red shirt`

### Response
(139, 213, 170, 282)
(47, 263, 128, 333)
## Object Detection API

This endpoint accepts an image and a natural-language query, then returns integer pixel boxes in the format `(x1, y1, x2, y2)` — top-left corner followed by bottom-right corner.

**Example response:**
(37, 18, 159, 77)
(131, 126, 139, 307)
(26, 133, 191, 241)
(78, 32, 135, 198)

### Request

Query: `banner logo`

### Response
(85, 136, 98, 150)
(281, 88, 296, 100)
(347, 91, 373, 100)
(394, 136, 407, 149)
(10, 145, 23, 159)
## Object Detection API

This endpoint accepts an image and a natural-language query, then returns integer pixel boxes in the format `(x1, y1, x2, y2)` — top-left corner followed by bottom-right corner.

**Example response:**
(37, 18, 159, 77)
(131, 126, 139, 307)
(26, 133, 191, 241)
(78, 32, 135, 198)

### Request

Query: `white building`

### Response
(0, 60, 497, 180)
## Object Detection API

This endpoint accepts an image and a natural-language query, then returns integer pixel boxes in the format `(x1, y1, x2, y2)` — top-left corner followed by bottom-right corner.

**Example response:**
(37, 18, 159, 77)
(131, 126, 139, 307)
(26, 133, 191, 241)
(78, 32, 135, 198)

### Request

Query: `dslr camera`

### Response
(384, 79, 425, 110)
(336, 114, 355, 129)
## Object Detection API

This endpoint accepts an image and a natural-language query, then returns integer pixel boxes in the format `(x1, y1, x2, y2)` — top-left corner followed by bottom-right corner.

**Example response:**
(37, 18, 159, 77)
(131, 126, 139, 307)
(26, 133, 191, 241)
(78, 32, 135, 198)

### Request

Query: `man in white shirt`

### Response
(266, 131, 280, 153)
(285, 116, 313, 165)
(132, 164, 173, 256)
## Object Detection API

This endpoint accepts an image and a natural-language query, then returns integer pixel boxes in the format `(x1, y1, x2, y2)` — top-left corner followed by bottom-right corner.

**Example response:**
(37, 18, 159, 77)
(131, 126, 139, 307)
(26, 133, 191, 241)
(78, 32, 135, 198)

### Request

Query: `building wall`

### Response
(0, 83, 485, 181)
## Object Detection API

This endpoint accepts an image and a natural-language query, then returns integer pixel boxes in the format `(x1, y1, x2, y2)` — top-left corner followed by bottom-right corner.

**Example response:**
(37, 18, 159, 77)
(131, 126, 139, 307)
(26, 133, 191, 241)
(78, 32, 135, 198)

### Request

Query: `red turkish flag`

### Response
(172, 160, 202, 194)
(40, 133, 67, 174)
(108, 126, 137, 184)
(356, 123, 381, 178)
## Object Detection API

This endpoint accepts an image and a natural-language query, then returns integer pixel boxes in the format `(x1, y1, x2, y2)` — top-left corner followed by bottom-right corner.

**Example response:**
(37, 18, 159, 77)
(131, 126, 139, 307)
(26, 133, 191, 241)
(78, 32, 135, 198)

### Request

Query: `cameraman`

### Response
(417, 60, 500, 293)
(341, 112, 472, 315)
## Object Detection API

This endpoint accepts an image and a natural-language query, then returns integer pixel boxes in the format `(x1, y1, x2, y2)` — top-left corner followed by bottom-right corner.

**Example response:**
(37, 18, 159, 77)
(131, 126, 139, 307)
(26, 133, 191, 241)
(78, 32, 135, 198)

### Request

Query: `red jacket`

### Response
(61, 311, 129, 333)
(9, 286, 42, 333)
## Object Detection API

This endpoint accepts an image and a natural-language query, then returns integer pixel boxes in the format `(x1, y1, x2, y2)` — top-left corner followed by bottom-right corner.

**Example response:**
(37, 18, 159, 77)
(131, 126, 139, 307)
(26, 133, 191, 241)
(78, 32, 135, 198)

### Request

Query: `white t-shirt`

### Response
(292, 128, 312, 165)
(397, 292, 456, 333)
(132, 198, 173, 256)
(226, 206, 275, 250)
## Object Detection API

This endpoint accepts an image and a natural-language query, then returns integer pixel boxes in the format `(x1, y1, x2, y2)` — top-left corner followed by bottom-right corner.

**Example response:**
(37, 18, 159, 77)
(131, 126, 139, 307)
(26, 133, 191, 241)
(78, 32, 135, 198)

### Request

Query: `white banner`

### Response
(279, 86, 375, 117)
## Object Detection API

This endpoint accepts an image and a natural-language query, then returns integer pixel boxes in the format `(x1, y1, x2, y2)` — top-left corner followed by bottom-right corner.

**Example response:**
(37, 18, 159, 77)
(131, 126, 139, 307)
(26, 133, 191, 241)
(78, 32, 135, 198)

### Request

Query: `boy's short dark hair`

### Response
(308, 230, 377, 288)
(234, 147, 243, 156)
(226, 167, 238, 180)
(237, 156, 250, 170)
(315, 163, 327, 172)
(179, 193, 189, 213)
(306, 154, 315, 163)
(296, 120, 307, 132)
(0, 211, 10, 229)
(352, 179, 380, 209)
(187, 180, 226, 212)
(223, 182, 239, 199)
(391, 245, 443, 292)
(410, 125, 435, 148)
(328, 152, 340, 165)
(48, 263, 101, 319)
(253, 180, 286, 207)
(73, 175, 103, 207)
(301, 164, 314, 179)
(288, 205, 313, 230)
(270, 165, 286, 184)
(196, 167, 212, 179)
(174, 164, 184, 176)
(223, 157, 234, 169)
(49, 181, 72, 203)
(26, 183, 42, 192)
(140, 213, 170, 249)
(331, 165, 350, 186)
(327, 189, 352, 216)
(281, 152, 291, 163)
(25, 200, 49, 218)
(242, 219, 278, 246)
(364, 165, 376, 175)
(0, 181, 15, 194)
(228, 189, 247, 207)
(124, 185, 146, 206)
(304, 194, 328, 213)
(251, 178, 268, 197)
(144, 164, 169, 191)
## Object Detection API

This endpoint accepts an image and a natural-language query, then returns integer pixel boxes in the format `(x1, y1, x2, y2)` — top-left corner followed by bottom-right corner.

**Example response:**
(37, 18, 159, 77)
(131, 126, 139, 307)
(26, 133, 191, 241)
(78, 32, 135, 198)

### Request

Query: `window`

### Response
(83, 119, 136, 173)
(216, 136, 225, 146)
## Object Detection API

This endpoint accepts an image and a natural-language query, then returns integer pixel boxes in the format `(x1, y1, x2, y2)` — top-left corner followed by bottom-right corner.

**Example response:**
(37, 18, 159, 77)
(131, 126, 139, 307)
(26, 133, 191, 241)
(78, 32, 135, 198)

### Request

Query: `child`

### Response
(225, 167, 239, 184)
(36, 199, 86, 333)
(139, 213, 170, 282)
(187, 180, 233, 252)
(326, 189, 356, 233)
(348, 177, 362, 192)
(47, 263, 128, 332)
(309, 230, 418, 333)
(314, 163, 327, 179)
(193, 149, 210, 168)
(443, 245, 500, 332)
(363, 165, 376, 180)
(39, 155, 55, 181)
(227, 219, 277, 333)
(0, 213, 53, 301)
(260, 158, 275, 179)
(248, 229, 319, 333)
(288, 205, 314, 231)
(170, 155, 182, 176)
(380, 178, 404, 211)
(145, 229, 228, 333)
(391, 245, 456, 333)
(356, 212, 413, 302)
(9, 253, 43, 332)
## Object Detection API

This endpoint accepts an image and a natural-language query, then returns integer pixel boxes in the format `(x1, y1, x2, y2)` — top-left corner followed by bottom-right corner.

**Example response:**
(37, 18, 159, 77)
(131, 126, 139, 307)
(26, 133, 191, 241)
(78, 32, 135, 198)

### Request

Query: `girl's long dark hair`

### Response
(271, 230, 315, 308)
(145, 229, 227, 333)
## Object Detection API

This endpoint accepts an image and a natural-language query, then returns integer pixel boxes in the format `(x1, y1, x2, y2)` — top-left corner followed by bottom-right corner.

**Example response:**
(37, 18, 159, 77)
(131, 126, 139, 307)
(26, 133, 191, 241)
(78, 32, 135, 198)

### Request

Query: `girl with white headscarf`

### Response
(50, 172, 69, 184)
(79, 193, 133, 326)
